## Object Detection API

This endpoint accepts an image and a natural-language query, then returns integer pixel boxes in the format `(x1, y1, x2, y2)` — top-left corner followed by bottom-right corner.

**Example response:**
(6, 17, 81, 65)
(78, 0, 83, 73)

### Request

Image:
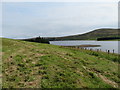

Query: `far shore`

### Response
(64, 44, 101, 47)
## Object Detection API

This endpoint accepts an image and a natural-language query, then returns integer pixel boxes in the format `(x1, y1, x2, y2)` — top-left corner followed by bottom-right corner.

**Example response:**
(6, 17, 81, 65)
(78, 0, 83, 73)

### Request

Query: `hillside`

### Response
(2, 38, 119, 88)
(46, 28, 119, 41)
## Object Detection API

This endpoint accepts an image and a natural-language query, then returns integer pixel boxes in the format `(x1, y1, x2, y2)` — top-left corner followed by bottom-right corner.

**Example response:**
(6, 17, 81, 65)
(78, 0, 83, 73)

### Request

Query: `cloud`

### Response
(2, 2, 118, 39)
(2, 0, 119, 2)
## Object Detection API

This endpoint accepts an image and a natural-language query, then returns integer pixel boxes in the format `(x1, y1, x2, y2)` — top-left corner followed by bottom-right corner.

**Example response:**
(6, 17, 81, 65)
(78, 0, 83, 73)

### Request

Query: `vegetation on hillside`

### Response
(46, 28, 120, 41)
(23, 36, 50, 44)
(2, 38, 119, 88)
(97, 37, 120, 41)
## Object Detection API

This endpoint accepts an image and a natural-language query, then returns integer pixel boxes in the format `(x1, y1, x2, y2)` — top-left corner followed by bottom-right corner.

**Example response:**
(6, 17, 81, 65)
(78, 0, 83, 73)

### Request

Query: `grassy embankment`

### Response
(2, 38, 119, 88)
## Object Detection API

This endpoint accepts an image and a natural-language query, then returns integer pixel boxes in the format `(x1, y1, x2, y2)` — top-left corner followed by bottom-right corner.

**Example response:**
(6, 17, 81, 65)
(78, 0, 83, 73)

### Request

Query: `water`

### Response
(50, 40, 119, 54)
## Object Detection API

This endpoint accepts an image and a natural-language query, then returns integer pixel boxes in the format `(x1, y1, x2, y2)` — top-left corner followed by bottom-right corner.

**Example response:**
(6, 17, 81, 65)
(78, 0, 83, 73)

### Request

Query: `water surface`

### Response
(50, 40, 119, 54)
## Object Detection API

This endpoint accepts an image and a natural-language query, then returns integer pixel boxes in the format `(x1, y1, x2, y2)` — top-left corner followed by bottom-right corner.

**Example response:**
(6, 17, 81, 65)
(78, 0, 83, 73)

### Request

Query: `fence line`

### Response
(64, 46, 115, 54)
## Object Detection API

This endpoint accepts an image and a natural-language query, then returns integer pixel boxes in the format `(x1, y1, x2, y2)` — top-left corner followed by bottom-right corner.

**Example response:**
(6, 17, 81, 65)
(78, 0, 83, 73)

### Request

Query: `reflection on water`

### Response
(50, 40, 119, 54)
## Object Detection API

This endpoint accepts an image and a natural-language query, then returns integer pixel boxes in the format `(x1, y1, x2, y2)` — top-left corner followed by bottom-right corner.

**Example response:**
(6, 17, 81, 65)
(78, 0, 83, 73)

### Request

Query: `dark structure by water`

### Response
(22, 36, 50, 44)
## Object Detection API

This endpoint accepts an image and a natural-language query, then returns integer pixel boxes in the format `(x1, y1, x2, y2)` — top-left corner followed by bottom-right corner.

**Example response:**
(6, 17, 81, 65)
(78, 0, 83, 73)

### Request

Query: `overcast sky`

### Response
(2, 1, 118, 39)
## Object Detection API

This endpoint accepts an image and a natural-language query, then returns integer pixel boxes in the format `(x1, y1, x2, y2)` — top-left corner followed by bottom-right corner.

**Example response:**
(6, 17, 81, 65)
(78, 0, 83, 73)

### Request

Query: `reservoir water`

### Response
(50, 40, 119, 54)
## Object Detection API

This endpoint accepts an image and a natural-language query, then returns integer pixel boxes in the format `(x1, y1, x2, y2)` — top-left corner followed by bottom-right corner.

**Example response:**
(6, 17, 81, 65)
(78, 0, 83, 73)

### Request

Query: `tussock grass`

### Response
(2, 38, 119, 88)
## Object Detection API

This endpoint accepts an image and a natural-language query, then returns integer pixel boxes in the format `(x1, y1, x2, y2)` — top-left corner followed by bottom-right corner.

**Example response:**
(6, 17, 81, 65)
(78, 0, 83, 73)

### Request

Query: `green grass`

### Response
(2, 38, 119, 88)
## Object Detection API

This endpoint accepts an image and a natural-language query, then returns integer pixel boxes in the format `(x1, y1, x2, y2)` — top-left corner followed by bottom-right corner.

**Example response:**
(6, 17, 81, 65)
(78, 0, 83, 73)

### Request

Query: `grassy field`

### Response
(2, 38, 119, 88)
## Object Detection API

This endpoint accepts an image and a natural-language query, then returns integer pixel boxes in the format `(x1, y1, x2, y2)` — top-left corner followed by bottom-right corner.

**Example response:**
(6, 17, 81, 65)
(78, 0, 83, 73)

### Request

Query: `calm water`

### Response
(50, 40, 119, 54)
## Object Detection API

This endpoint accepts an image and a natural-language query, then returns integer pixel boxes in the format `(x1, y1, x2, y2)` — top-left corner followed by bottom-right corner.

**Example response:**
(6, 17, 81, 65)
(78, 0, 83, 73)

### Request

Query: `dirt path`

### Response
(98, 74, 118, 88)
(82, 65, 118, 88)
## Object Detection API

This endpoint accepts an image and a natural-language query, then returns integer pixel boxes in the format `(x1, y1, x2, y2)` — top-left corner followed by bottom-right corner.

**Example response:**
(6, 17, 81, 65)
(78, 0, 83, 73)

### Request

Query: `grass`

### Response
(2, 38, 119, 88)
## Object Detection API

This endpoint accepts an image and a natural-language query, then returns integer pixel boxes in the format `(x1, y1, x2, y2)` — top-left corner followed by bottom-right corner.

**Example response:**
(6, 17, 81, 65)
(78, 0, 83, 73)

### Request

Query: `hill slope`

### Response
(46, 28, 119, 41)
(2, 38, 119, 88)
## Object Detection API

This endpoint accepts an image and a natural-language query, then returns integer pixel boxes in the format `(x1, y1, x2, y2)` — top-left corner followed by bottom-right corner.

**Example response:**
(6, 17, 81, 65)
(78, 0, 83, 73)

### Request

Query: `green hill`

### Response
(46, 28, 119, 41)
(2, 38, 119, 88)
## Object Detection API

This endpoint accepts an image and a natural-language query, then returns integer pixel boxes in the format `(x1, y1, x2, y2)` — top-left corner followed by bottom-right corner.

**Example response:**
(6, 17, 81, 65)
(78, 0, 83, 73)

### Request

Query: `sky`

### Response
(1, 1, 119, 39)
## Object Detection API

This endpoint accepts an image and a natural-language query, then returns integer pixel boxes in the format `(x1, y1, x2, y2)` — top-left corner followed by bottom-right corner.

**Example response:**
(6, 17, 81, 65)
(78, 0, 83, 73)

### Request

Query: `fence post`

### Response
(113, 49, 114, 54)
(108, 50, 110, 54)
(97, 49, 99, 52)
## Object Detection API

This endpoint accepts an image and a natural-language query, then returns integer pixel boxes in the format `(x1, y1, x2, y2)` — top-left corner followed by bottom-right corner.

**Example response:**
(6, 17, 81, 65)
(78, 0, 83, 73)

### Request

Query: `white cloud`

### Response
(2, 2, 118, 38)
(2, 0, 120, 3)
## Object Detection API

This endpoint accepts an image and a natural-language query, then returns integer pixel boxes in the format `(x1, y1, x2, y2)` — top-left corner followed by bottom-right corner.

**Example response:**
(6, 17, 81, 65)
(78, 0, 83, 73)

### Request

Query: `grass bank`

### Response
(2, 38, 119, 88)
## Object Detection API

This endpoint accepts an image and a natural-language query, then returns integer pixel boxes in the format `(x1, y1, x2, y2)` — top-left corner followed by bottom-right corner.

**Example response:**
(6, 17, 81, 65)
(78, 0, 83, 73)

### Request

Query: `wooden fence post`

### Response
(97, 49, 99, 52)
(90, 48, 92, 51)
(108, 50, 110, 54)
(113, 49, 114, 54)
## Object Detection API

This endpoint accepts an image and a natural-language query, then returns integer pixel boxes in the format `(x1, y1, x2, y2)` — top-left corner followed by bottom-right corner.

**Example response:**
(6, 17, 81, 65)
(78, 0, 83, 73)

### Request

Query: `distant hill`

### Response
(21, 28, 120, 42)
(46, 28, 119, 41)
